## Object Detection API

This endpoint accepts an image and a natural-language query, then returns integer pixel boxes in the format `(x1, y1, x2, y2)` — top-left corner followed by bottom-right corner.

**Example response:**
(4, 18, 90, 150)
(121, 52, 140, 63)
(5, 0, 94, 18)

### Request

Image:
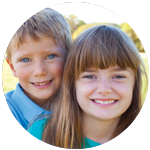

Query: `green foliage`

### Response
(121, 13, 150, 52)
(72, 23, 103, 40)
(72, 22, 120, 40)
(64, 14, 86, 34)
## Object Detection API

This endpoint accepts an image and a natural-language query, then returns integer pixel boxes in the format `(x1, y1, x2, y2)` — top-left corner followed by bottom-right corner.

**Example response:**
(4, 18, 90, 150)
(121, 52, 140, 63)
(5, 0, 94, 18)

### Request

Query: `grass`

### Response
(2, 54, 149, 103)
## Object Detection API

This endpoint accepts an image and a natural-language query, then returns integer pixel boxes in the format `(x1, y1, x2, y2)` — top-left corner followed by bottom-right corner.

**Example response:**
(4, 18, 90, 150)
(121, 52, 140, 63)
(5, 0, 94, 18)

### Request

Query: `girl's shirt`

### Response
(82, 138, 113, 150)
(19, 119, 113, 150)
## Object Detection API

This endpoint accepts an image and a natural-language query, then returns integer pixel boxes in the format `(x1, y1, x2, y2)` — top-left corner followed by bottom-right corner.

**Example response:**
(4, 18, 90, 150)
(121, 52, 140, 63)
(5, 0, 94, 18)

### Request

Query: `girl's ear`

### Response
(6, 57, 17, 77)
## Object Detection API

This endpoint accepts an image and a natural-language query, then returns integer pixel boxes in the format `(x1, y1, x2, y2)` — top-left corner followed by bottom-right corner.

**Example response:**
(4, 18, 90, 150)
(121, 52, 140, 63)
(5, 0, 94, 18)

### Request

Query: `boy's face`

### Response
(7, 36, 65, 107)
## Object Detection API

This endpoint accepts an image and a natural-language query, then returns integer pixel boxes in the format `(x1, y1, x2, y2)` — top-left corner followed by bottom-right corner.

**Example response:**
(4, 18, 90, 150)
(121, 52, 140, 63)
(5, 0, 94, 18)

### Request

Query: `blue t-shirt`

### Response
(0, 83, 49, 150)
(19, 119, 113, 150)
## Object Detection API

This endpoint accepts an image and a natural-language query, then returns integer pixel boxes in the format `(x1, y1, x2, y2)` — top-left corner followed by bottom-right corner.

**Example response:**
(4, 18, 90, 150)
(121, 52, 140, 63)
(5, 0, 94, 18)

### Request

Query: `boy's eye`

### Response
(21, 58, 30, 62)
(47, 54, 55, 59)
(84, 75, 95, 79)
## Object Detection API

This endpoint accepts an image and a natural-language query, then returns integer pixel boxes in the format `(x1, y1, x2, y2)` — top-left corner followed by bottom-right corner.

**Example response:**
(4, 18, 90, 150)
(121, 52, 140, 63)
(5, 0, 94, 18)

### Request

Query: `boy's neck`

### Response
(23, 89, 49, 108)
(81, 113, 120, 144)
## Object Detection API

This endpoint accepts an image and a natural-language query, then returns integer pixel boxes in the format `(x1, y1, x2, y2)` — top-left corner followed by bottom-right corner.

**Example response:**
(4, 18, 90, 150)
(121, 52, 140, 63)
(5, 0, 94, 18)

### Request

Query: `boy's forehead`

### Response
(13, 34, 63, 47)
(11, 35, 66, 55)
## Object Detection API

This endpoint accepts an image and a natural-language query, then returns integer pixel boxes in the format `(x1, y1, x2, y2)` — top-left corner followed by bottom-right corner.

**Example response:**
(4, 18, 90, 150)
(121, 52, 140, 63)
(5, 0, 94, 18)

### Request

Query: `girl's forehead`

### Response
(82, 65, 133, 73)
(83, 64, 119, 70)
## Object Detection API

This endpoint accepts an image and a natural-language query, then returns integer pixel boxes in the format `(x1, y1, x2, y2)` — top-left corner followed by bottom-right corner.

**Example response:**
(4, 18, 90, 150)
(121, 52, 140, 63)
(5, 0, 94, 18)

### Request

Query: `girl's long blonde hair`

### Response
(42, 25, 148, 148)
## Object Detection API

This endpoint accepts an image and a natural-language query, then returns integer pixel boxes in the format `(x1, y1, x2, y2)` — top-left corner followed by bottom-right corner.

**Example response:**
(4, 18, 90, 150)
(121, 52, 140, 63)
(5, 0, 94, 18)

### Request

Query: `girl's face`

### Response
(75, 65, 135, 122)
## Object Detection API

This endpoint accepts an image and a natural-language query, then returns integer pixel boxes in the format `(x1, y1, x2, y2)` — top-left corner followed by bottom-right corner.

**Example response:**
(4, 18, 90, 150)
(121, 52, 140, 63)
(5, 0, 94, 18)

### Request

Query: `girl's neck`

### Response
(82, 113, 120, 144)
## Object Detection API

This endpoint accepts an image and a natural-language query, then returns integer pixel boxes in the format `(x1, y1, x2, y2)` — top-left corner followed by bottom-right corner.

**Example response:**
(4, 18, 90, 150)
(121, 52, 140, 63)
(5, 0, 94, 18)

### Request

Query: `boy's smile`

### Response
(8, 36, 65, 107)
(75, 66, 135, 122)
(30, 80, 53, 89)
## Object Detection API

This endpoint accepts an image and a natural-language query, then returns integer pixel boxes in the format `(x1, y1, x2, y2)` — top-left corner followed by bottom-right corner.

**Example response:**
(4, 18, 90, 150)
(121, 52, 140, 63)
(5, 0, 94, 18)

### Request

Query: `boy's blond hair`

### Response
(6, 8, 72, 61)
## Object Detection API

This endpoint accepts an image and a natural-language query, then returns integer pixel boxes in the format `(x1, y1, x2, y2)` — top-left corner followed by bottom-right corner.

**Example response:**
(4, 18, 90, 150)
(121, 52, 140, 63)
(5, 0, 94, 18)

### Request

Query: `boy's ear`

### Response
(6, 57, 17, 77)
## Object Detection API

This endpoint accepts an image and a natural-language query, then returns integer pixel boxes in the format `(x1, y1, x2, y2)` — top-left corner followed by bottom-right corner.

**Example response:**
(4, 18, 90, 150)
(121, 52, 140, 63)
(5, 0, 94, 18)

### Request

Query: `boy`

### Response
(5, 8, 72, 130)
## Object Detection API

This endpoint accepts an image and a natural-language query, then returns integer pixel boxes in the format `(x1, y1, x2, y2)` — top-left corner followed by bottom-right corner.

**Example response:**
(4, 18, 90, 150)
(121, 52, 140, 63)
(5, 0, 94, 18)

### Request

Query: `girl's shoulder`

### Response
(29, 119, 46, 133)
(141, 112, 150, 150)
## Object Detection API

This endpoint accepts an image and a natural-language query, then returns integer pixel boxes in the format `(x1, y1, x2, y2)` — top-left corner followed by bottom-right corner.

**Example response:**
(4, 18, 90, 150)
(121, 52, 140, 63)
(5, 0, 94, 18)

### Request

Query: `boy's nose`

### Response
(33, 61, 47, 76)
(96, 79, 112, 96)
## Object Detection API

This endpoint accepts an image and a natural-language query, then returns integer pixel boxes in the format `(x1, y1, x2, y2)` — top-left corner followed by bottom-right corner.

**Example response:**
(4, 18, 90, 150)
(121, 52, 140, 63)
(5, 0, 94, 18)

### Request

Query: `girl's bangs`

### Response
(75, 25, 140, 77)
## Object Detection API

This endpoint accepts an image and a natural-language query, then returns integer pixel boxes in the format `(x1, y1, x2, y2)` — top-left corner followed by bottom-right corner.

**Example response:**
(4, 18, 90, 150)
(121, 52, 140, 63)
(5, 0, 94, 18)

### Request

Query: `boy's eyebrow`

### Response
(43, 47, 62, 54)
(84, 69, 97, 72)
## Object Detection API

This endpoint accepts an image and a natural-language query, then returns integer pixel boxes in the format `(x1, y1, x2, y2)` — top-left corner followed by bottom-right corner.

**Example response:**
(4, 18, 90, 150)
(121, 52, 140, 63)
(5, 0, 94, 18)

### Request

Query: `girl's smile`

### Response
(91, 99, 118, 106)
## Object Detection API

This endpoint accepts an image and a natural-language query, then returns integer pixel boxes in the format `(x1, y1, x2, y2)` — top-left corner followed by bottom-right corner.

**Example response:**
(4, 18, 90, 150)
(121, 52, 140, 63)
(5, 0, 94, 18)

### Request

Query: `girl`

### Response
(29, 25, 148, 148)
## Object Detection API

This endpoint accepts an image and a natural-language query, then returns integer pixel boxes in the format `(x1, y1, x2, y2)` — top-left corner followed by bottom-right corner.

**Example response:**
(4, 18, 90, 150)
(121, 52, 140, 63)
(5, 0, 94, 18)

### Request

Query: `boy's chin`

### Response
(23, 89, 52, 107)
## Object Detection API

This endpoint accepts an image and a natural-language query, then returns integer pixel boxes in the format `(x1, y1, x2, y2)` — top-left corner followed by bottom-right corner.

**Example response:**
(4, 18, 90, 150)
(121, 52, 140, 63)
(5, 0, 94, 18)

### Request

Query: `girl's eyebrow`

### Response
(110, 67, 131, 73)
(84, 67, 132, 73)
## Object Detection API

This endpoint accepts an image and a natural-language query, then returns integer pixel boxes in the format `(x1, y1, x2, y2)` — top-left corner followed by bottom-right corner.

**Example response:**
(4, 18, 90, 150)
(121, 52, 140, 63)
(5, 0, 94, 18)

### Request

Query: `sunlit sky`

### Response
(0, 0, 150, 24)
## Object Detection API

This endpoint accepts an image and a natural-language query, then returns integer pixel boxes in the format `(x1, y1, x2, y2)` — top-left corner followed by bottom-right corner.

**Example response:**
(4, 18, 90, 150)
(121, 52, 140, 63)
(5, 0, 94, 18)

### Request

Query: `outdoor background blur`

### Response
(0, 0, 150, 113)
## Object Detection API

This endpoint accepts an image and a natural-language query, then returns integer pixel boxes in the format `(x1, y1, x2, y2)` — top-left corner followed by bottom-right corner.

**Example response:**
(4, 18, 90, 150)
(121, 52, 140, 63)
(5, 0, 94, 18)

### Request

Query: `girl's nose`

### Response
(97, 79, 112, 96)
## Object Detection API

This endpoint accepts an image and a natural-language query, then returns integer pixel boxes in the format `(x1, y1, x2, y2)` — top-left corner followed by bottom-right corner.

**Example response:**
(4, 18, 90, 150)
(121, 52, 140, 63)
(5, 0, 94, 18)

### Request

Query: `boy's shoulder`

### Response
(0, 83, 28, 149)
(5, 82, 26, 109)
(0, 84, 46, 149)
(0, 84, 15, 110)
(0, 83, 27, 130)
(5, 83, 50, 130)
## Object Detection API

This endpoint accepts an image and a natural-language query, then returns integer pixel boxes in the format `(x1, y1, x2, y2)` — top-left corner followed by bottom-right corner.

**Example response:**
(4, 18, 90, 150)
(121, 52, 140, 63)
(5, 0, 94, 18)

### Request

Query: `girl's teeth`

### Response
(94, 100, 115, 104)
(34, 81, 50, 86)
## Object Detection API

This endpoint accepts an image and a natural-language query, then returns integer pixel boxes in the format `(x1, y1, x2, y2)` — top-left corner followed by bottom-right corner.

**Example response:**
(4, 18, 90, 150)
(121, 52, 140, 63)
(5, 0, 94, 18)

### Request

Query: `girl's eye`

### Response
(84, 75, 95, 79)
(47, 54, 55, 59)
(113, 75, 125, 79)
(21, 58, 30, 62)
